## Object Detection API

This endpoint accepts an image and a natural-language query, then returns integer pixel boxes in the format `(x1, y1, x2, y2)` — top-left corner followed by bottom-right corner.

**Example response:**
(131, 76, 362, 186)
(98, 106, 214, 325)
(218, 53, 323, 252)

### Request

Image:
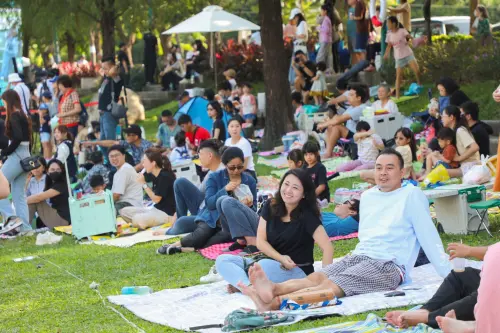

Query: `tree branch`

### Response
(77, 5, 100, 22)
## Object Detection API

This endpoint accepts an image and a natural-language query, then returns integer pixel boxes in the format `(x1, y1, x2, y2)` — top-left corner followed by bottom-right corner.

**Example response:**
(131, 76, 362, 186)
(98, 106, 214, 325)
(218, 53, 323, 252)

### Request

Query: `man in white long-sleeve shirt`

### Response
(240, 148, 451, 311)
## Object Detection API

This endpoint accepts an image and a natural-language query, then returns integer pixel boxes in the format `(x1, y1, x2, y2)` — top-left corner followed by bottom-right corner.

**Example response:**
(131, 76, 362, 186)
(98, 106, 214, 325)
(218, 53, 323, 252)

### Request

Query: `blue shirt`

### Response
(197, 169, 257, 228)
(156, 123, 181, 149)
(321, 212, 358, 237)
(82, 164, 110, 194)
(119, 139, 153, 166)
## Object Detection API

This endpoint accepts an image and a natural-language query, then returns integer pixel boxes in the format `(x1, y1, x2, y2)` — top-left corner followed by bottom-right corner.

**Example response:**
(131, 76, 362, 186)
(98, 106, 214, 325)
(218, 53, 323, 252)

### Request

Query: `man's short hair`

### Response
(356, 120, 371, 132)
(461, 101, 479, 121)
(177, 114, 192, 126)
(294, 50, 305, 57)
(89, 151, 104, 164)
(108, 145, 126, 156)
(89, 174, 105, 188)
(378, 147, 404, 169)
(198, 139, 223, 156)
(161, 110, 172, 118)
(350, 84, 369, 103)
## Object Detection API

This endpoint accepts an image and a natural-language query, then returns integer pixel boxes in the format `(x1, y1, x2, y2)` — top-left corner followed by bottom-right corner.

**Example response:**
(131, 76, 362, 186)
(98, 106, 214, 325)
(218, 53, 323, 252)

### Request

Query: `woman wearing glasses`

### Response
(157, 147, 256, 255)
(224, 118, 256, 180)
(215, 168, 333, 294)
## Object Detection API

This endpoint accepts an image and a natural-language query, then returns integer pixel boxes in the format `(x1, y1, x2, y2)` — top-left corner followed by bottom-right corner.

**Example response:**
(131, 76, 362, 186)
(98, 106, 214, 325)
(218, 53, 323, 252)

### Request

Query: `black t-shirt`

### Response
(212, 119, 226, 141)
(143, 33, 158, 61)
(146, 170, 176, 216)
(303, 163, 330, 202)
(117, 50, 130, 70)
(300, 61, 316, 89)
(261, 201, 321, 275)
(449, 90, 470, 107)
(40, 114, 50, 133)
(471, 121, 492, 157)
(50, 181, 71, 223)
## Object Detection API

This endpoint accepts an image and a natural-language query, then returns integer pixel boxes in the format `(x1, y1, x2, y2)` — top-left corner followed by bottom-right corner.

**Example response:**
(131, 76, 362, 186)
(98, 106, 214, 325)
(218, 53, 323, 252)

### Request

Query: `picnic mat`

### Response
(290, 313, 441, 333)
(257, 175, 280, 194)
(87, 228, 188, 248)
(259, 155, 336, 170)
(199, 233, 359, 260)
(108, 261, 481, 332)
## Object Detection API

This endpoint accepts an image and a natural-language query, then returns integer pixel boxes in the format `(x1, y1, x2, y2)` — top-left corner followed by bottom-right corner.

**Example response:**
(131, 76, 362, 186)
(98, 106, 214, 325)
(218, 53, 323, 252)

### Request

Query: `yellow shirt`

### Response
(396, 144, 413, 178)
(456, 127, 480, 163)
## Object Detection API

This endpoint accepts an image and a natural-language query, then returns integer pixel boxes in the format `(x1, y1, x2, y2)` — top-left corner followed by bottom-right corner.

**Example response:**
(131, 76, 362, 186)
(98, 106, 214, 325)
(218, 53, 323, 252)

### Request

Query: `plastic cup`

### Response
(452, 257, 466, 273)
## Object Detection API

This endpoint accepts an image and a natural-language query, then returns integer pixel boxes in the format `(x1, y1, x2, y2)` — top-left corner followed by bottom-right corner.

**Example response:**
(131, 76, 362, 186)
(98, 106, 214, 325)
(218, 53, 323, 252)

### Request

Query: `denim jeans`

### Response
(99, 111, 117, 156)
(174, 177, 204, 218)
(166, 216, 197, 235)
(215, 255, 306, 290)
(216, 196, 259, 239)
(0, 143, 31, 230)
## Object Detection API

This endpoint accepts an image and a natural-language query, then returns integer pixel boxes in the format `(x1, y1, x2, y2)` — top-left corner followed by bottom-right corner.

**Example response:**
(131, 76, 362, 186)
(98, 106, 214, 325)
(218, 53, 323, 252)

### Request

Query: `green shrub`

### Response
(129, 65, 146, 92)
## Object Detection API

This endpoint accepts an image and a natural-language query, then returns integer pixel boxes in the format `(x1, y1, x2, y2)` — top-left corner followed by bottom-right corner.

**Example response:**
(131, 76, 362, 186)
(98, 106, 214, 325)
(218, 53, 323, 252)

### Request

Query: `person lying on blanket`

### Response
(215, 169, 333, 294)
(386, 243, 489, 329)
(239, 148, 451, 311)
(157, 147, 256, 255)
(322, 199, 360, 237)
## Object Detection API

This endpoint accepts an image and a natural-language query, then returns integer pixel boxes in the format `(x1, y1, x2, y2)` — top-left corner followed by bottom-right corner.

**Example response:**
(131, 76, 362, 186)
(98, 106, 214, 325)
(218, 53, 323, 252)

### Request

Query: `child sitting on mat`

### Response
(287, 149, 305, 170)
(419, 127, 459, 181)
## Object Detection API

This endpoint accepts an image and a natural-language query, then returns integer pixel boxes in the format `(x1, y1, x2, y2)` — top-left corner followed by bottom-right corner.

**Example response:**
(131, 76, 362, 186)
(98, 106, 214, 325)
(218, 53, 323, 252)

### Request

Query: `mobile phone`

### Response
(384, 291, 406, 297)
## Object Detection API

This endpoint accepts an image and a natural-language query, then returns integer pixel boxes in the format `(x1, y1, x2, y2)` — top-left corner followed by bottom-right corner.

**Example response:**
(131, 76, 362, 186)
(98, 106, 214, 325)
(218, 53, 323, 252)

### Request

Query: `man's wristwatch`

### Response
(142, 184, 149, 190)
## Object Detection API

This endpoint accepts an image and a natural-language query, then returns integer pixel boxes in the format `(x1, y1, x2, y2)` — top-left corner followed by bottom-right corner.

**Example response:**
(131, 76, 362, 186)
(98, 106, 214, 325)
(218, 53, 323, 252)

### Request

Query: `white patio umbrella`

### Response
(162, 5, 260, 86)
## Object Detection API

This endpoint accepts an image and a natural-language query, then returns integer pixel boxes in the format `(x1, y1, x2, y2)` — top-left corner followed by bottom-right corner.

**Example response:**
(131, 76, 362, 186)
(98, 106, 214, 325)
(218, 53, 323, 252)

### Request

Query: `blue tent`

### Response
(175, 97, 232, 140)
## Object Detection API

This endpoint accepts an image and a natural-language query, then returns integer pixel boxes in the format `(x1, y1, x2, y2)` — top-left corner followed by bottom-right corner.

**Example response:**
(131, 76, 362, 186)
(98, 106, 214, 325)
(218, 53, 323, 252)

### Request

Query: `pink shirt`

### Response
(319, 16, 332, 43)
(385, 28, 413, 60)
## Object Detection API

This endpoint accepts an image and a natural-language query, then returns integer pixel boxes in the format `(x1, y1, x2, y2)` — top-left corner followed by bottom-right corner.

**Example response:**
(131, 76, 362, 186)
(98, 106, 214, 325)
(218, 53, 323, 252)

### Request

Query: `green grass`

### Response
(4, 78, 499, 332)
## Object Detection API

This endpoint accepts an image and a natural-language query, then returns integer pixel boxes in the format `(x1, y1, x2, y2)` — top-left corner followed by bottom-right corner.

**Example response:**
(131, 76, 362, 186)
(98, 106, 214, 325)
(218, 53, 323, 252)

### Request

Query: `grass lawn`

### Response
(2, 79, 498, 332)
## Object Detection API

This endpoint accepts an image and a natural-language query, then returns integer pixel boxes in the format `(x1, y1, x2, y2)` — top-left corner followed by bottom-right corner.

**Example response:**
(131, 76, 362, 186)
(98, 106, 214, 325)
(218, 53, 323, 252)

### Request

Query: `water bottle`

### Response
(115, 125, 122, 140)
(319, 140, 326, 154)
(121, 286, 152, 295)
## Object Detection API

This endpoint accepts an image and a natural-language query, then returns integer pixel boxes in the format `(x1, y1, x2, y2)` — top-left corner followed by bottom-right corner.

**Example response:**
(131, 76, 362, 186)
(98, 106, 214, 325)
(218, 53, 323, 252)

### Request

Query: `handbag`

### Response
(110, 78, 128, 119)
(20, 156, 41, 172)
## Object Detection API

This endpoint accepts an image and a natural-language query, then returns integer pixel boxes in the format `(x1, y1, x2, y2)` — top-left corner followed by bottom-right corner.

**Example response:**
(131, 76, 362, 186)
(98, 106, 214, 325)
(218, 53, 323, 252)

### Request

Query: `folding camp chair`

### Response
(468, 199, 498, 237)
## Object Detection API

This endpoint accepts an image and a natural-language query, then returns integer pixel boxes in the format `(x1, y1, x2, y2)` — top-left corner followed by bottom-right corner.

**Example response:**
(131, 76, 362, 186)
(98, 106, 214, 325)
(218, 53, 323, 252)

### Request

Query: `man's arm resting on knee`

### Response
(318, 114, 351, 130)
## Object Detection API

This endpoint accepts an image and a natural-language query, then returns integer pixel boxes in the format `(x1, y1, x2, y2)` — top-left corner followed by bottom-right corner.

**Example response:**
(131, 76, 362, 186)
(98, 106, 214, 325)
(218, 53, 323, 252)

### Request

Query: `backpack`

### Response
(79, 101, 88, 126)
(221, 308, 291, 332)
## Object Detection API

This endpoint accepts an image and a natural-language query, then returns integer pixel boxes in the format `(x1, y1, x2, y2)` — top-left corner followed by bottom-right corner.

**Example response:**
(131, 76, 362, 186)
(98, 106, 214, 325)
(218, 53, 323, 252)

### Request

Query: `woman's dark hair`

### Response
(228, 117, 242, 127)
(174, 131, 186, 147)
(349, 199, 360, 222)
(221, 146, 244, 165)
(477, 5, 489, 19)
(204, 88, 215, 101)
(321, 4, 333, 17)
(356, 120, 371, 132)
(208, 101, 223, 120)
(36, 156, 47, 171)
(302, 140, 321, 163)
(2, 89, 33, 147)
(90, 174, 105, 188)
(437, 127, 456, 146)
(291, 91, 303, 105)
(443, 105, 470, 132)
(316, 61, 327, 72)
(287, 149, 304, 167)
(271, 169, 320, 219)
(436, 77, 460, 96)
(144, 147, 175, 178)
(461, 101, 479, 121)
(169, 50, 178, 63)
(57, 75, 73, 89)
(387, 16, 404, 29)
(54, 125, 74, 142)
(395, 127, 417, 162)
(194, 39, 206, 54)
(295, 13, 306, 26)
(44, 159, 67, 191)
(198, 139, 223, 156)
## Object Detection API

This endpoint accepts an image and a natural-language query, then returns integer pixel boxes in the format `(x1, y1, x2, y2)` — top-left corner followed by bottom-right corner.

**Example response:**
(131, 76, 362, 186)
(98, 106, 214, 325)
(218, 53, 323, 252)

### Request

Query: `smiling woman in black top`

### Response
(0, 90, 33, 231)
(120, 147, 176, 229)
(27, 159, 71, 228)
(215, 168, 333, 293)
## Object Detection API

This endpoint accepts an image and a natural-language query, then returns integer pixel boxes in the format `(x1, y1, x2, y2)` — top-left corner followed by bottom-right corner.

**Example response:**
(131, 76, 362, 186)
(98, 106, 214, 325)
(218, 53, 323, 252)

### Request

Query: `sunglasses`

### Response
(227, 165, 245, 171)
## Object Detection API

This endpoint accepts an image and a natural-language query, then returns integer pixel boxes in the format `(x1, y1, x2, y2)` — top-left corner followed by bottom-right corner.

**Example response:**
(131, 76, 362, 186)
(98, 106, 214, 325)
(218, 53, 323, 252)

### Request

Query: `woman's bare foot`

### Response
(227, 284, 241, 294)
(437, 310, 475, 333)
(152, 230, 165, 236)
(385, 311, 405, 326)
(237, 283, 273, 311)
(247, 264, 275, 304)
(399, 310, 430, 328)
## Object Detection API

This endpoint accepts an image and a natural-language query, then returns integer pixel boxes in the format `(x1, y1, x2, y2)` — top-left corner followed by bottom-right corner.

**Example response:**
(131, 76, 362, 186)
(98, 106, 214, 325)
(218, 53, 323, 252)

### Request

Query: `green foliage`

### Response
(129, 66, 146, 92)
(431, 34, 473, 43)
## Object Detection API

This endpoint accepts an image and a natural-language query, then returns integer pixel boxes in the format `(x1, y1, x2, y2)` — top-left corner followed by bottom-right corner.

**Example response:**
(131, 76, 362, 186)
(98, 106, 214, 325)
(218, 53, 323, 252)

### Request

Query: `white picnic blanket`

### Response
(87, 229, 188, 248)
(108, 260, 482, 332)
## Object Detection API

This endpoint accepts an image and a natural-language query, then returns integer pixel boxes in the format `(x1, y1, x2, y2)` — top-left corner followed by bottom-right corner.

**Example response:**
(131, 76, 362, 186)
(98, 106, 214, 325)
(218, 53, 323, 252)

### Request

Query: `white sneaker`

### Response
(179, 78, 189, 85)
(200, 265, 223, 284)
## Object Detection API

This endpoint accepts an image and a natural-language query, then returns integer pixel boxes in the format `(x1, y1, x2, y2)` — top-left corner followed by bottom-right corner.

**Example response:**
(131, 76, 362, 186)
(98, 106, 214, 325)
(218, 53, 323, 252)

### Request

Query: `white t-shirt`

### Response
(112, 163, 143, 207)
(240, 94, 256, 116)
(345, 103, 367, 134)
(296, 21, 309, 43)
(225, 137, 255, 171)
(228, 78, 237, 90)
(357, 134, 383, 164)
(14, 83, 31, 115)
(372, 99, 399, 114)
(169, 144, 193, 164)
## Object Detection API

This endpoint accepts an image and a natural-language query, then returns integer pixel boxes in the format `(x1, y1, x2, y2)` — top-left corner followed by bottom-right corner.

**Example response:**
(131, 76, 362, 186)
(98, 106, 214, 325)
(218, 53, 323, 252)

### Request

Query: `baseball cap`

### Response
(289, 8, 302, 20)
(122, 124, 142, 137)
(42, 91, 53, 99)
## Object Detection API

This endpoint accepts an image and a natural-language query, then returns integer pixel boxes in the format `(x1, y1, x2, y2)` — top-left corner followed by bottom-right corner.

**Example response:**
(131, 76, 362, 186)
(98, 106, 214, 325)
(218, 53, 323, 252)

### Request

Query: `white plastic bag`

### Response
(463, 156, 491, 185)
(234, 184, 253, 204)
(36, 231, 63, 246)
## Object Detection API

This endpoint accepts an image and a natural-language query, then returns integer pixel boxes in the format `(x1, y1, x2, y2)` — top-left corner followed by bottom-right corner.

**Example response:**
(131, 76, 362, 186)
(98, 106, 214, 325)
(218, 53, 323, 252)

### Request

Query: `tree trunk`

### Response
(65, 32, 76, 63)
(98, 0, 116, 59)
(259, 0, 292, 150)
(424, 0, 432, 45)
(22, 32, 30, 58)
(90, 29, 97, 64)
(470, 0, 479, 34)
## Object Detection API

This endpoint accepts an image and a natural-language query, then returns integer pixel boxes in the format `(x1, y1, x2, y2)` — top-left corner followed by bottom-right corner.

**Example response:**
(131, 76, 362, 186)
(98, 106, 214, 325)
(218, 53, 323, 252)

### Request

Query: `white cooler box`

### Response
(360, 113, 404, 141)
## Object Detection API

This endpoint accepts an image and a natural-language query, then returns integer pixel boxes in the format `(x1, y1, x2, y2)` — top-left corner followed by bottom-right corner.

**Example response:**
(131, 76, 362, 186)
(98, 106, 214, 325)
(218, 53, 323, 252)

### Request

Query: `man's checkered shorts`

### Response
(319, 255, 402, 296)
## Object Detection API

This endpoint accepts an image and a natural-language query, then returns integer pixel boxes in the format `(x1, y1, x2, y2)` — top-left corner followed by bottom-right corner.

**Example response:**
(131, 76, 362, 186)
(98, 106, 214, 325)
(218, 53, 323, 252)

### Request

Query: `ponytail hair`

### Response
(144, 147, 176, 179)
(387, 16, 404, 29)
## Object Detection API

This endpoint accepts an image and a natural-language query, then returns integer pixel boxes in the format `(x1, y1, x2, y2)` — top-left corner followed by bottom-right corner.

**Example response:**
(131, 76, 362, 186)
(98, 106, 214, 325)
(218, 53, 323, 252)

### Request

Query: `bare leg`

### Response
(408, 60, 421, 85)
(294, 77, 303, 93)
(447, 168, 463, 178)
(323, 127, 333, 158)
(238, 284, 275, 311)
(180, 247, 195, 253)
(314, 95, 319, 105)
(325, 125, 349, 156)
(395, 67, 403, 99)
(418, 155, 435, 181)
(437, 310, 475, 333)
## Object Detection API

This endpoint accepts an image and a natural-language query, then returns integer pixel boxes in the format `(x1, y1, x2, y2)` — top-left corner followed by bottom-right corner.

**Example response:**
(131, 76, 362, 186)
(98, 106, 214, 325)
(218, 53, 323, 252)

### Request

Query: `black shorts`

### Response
(346, 130, 355, 139)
